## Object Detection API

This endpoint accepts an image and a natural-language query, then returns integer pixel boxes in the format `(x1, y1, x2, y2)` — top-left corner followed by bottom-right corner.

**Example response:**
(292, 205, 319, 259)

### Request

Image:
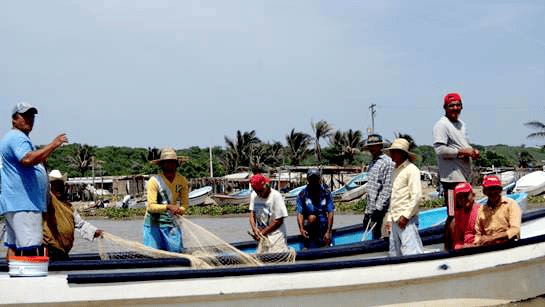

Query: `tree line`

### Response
(44, 120, 545, 179)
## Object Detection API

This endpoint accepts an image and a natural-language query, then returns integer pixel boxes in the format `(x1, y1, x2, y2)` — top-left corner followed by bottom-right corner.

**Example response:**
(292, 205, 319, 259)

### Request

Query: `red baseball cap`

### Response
(444, 93, 462, 107)
(482, 175, 502, 188)
(454, 182, 472, 195)
(250, 174, 270, 191)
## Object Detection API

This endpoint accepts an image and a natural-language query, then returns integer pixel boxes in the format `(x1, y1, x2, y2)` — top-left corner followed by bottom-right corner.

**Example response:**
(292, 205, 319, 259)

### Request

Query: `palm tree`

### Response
(249, 141, 284, 171)
(311, 120, 334, 163)
(285, 129, 313, 166)
(343, 129, 364, 164)
(223, 130, 261, 173)
(525, 121, 545, 140)
(66, 144, 95, 177)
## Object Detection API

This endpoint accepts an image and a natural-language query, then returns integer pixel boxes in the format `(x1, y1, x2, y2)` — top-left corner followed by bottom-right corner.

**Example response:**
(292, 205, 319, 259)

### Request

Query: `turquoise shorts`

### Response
(143, 224, 183, 253)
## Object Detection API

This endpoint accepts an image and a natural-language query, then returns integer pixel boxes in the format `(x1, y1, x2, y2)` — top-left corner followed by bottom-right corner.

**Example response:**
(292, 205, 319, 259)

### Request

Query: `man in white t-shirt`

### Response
(248, 174, 289, 253)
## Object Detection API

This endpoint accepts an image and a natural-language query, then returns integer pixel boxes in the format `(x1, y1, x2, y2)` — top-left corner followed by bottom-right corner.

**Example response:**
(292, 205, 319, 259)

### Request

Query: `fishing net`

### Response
(97, 216, 296, 269)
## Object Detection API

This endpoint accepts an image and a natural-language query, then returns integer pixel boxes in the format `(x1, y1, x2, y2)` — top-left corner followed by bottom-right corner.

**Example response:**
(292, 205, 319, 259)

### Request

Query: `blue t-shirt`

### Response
(296, 184, 334, 224)
(0, 129, 48, 214)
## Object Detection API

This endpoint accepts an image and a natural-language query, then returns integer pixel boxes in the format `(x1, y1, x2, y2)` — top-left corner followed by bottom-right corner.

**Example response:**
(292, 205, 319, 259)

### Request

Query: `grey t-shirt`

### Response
(433, 116, 472, 182)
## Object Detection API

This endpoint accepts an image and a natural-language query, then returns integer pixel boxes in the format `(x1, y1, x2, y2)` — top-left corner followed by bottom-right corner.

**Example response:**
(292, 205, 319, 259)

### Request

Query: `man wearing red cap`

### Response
(432, 92, 480, 249)
(449, 182, 479, 249)
(475, 175, 521, 246)
(248, 174, 289, 253)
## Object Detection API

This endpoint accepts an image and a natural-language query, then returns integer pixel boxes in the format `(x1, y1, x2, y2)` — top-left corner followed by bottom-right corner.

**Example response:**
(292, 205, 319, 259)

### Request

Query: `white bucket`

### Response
(8, 256, 49, 277)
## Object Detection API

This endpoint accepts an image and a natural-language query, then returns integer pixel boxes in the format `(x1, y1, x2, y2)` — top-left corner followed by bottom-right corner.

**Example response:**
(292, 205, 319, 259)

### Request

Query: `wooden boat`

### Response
(331, 173, 368, 202)
(2, 209, 545, 306)
(514, 171, 545, 196)
(188, 186, 213, 206)
(211, 189, 251, 205)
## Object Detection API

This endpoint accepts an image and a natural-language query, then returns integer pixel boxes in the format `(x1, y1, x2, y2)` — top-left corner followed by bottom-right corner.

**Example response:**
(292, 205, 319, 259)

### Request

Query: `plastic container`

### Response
(8, 255, 49, 277)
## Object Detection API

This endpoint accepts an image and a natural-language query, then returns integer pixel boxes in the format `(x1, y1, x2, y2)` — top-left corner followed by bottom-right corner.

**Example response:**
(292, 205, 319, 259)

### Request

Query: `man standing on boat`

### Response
(474, 175, 521, 246)
(296, 168, 335, 248)
(450, 182, 479, 249)
(144, 147, 189, 252)
(43, 170, 103, 260)
(248, 174, 289, 253)
(0, 103, 67, 258)
(433, 92, 480, 250)
(362, 134, 394, 240)
(385, 138, 424, 256)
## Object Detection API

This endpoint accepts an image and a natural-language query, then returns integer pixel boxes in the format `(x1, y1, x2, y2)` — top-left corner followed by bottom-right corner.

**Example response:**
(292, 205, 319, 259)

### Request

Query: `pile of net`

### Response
(97, 216, 296, 269)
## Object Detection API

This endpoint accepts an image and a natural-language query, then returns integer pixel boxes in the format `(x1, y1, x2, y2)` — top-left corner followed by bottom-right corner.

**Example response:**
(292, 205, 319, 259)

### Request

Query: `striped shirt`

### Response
(365, 154, 394, 214)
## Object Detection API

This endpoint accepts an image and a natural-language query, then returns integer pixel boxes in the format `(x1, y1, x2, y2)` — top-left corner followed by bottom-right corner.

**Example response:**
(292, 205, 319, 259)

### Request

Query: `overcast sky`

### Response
(1, 1, 544, 149)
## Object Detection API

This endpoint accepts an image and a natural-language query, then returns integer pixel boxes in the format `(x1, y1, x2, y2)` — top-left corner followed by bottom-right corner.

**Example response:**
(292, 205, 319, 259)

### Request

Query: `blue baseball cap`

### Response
(12, 102, 38, 116)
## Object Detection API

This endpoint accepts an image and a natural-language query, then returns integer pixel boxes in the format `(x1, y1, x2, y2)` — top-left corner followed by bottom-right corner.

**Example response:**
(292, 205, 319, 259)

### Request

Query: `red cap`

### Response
(444, 93, 462, 107)
(482, 175, 502, 188)
(454, 182, 472, 195)
(250, 174, 270, 191)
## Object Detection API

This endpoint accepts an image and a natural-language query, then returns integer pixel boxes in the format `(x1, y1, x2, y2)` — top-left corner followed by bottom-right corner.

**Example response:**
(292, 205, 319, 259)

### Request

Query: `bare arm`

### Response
(20, 134, 67, 166)
(297, 213, 308, 238)
(261, 218, 284, 236)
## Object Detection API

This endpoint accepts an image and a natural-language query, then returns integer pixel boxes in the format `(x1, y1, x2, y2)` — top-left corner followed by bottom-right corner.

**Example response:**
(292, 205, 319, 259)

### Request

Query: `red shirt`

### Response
(453, 203, 479, 249)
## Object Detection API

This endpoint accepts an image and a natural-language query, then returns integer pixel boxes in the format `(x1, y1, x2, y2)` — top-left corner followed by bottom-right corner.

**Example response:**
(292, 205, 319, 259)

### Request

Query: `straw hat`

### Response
(384, 138, 417, 162)
(150, 147, 189, 165)
(363, 134, 385, 148)
(48, 169, 67, 182)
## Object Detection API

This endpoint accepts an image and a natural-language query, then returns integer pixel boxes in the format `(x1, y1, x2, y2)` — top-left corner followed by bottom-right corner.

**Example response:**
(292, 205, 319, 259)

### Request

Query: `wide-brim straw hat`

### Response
(48, 169, 67, 182)
(150, 147, 189, 165)
(384, 138, 417, 162)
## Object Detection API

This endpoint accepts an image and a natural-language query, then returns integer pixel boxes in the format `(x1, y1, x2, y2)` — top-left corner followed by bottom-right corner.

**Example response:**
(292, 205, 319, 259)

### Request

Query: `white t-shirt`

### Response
(249, 189, 288, 247)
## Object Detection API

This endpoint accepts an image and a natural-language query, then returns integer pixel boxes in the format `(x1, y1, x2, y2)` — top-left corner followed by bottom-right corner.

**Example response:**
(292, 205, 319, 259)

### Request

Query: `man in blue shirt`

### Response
(296, 168, 334, 248)
(0, 102, 67, 257)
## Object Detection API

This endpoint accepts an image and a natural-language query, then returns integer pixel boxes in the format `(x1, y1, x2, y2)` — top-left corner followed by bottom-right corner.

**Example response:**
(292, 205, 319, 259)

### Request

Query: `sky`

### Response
(1, 1, 544, 149)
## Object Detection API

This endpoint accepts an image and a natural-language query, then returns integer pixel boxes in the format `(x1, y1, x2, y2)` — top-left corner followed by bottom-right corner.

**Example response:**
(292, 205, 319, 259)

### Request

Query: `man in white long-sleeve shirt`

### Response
(432, 92, 480, 250)
(385, 138, 424, 257)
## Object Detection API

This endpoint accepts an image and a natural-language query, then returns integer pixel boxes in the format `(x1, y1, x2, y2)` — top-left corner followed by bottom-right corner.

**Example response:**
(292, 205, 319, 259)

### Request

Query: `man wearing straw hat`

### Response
(43, 170, 103, 260)
(362, 134, 394, 240)
(384, 138, 424, 256)
(433, 92, 480, 249)
(0, 102, 68, 258)
(144, 147, 189, 252)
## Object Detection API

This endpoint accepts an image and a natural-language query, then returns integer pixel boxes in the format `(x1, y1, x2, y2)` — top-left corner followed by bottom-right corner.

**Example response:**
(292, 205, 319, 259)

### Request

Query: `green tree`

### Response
(223, 130, 261, 173)
(285, 129, 313, 166)
(518, 150, 534, 168)
(66, 144, 96, 177)
(525, 120, 545, 141)
(311, 120, 334, 163)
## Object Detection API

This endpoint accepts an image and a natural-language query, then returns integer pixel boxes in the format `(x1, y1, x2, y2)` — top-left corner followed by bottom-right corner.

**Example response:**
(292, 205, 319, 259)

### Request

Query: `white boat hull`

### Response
(3, 236, 545, 306)
(514, 171, 545, 196)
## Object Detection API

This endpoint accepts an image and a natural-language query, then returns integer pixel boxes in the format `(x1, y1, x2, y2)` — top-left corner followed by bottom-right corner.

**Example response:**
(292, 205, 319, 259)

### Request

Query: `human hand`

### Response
(52, 133, 68, 148)
(166, 205, 182, 215)
(397, 216, 409, 229)
(472, 149, 480, 159)
(94, 229, 103, 238)
(323, 230, 332, 246)
(386, 222, 392, 233)
(300, 229, 309, 239)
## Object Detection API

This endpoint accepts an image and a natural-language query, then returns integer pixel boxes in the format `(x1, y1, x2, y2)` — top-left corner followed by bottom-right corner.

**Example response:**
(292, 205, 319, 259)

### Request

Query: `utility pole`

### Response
(369, 104, 377, 134)
(209, 146, 214, 178)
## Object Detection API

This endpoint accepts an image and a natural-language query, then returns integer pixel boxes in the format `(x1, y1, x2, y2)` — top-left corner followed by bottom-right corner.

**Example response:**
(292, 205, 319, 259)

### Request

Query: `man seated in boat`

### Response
(296, 168, 334, 248)
(43, 170, 103, 261)
(474, 175, 521, 246)
(248, 174, 289, 253)
(446, 182, 479, 250)
(144, 148, 189, 252)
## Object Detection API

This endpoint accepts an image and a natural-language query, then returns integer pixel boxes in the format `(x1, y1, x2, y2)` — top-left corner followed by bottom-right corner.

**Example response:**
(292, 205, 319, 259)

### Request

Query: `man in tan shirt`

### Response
(385, 138, 424, 256)
(475, 175, 521, 246)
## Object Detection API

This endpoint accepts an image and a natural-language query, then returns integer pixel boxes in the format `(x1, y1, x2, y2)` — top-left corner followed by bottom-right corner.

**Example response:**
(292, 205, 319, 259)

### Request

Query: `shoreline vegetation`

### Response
(78, 195, 545, 220)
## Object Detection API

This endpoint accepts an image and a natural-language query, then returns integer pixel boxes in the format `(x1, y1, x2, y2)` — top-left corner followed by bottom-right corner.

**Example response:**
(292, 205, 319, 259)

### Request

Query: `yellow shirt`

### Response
(386, 160, 422, 222)
(474, 196, 521, 244)
(146, 172, 189, 214)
